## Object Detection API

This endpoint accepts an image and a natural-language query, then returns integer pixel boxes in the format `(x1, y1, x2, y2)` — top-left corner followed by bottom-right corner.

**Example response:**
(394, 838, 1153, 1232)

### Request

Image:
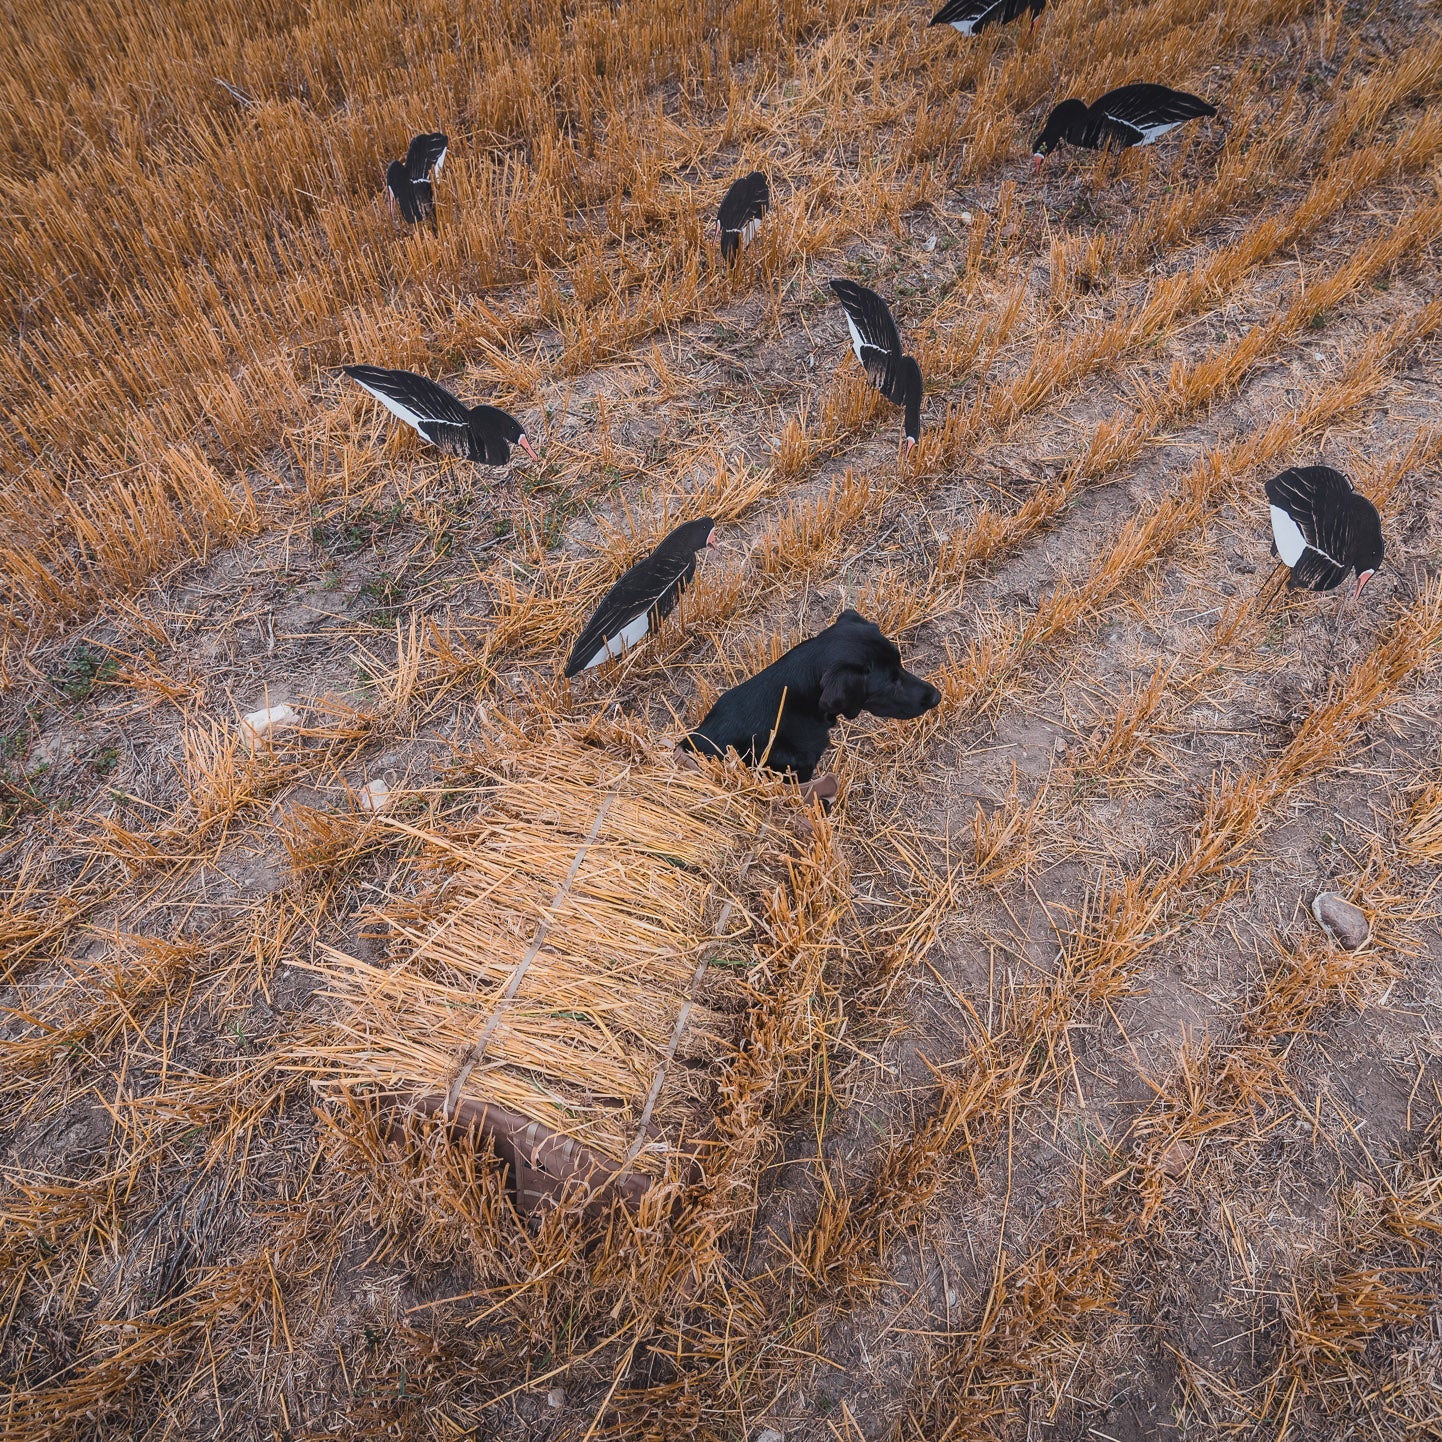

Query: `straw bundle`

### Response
(310, 736, 783, 1198)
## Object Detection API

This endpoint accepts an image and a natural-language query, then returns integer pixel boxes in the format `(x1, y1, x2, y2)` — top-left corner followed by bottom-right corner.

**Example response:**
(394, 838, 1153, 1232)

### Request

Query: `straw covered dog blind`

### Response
(313, 735, 780, 1211)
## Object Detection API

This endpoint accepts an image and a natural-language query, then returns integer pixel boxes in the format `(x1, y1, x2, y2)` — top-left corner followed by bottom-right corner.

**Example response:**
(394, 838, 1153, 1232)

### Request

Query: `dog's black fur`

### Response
(682, 610, 942, 782)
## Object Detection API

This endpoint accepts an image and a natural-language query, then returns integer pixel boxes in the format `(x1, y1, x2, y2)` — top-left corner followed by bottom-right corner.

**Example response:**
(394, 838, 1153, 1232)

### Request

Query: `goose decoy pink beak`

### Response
(518, 434, 540, 464)
(1354, 569, 1375, 601)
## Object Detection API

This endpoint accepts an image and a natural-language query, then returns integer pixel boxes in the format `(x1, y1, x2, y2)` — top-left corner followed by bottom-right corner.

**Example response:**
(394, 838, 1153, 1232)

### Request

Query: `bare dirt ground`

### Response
(2, 0, 1441, 1437)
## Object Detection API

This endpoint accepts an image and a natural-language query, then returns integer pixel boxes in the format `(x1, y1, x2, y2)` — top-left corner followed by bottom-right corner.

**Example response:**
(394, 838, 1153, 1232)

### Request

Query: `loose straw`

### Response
(443, 776, 626, 1119)
(616, 852, 757, 1177)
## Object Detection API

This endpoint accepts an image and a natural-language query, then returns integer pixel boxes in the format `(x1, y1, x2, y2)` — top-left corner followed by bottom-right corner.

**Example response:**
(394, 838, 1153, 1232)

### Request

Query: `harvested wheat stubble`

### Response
(306, 731, 806, 1205)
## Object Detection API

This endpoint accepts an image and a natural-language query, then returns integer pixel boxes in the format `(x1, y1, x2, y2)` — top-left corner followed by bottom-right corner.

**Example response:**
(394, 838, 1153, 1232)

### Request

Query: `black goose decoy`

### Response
(1265, 466, 1384, 599)
(1032, 84, 1216, 171)
(386, 132, 449, 223)
(713, 171, 770, 262)
(341, 365, 538, 466)
(930, 0, 1044, 35)
(829, 279, 923, 449)
(564, 518, 716, 677)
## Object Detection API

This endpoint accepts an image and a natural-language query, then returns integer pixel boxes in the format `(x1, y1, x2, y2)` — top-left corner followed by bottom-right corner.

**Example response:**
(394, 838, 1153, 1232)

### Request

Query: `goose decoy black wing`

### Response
(1087, 84, 1217, 148)
(1033, 83, 1216, 168)
(828, 279, 923, 445)
(405, 133, 448, 219)
(716, 171, 770, 261)
(929, 0, 1043, 33)
(1265, 466, 1384, 598)
(829, 279, 904, 386)
(341, 365, 472, 451)
(405, 131, 448, 181)
(387, 131, 448, 222)
(564, 518, 716, 677)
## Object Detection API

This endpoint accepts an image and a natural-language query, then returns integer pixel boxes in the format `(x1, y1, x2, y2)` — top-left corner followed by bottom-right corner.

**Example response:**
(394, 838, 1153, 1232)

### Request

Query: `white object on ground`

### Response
(358, 779, 391, 813)
(959, 211, 974, 225)
(547, 1387, 566, 1408)
(239, 705, 297, 745)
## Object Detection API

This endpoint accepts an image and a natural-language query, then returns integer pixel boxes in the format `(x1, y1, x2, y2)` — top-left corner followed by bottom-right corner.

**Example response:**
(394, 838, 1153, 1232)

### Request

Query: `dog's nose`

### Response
(923, 683, 942, 711)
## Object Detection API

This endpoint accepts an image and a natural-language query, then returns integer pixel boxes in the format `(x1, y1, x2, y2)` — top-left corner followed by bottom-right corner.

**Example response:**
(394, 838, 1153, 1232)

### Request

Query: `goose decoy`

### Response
(1265, 466, 1383, 599)
(564, 518, 716, 676)
(1032, 84, 1215, 171)
(386, 132, 448, 223)
(712, 171, 770, 262)
(341, 365, 538, 466)
(828, 279, 923, 449)
(930, 0, 1044, 34)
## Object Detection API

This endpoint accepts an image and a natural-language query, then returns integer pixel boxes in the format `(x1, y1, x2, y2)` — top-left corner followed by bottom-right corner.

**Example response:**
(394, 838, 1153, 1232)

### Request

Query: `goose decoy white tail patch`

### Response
(713, 171, 770, 262)
(1265, 465, 1384, 600)
(386, 131, 448, 223)
(930, 0, 1044, 35)
(564, 518, 716, 677)
(828, 279, 923, 449)
(1032, 84, 1215, 171)
(341, 365, 538, 466)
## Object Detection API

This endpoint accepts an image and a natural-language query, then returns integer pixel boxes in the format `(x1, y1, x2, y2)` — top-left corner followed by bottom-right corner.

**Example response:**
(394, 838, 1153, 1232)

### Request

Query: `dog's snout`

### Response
(906, 674, 942, 716)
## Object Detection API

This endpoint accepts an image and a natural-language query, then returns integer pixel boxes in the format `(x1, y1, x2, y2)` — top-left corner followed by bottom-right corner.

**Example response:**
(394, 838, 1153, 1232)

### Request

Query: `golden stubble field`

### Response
(2, 0, 1441, 1437)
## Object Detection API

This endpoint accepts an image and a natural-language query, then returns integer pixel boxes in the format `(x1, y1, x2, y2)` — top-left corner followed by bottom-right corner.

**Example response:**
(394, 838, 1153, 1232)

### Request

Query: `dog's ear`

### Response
(820, 663, 868, 719)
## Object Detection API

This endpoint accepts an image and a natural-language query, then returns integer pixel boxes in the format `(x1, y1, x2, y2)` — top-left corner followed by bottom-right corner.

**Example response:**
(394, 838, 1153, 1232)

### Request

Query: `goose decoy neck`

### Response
(670, 516, 718, 552)
(900, 357, 922, 446)
(1032, 98, 1086, 168)
(385, 159, 407, 202)
(1353, 511, 1385, 596)
(471, 404, 539, 462)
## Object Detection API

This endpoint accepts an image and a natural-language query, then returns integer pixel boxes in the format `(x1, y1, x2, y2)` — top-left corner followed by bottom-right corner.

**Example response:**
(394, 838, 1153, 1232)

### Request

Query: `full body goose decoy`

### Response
(828, 279, 923, 449)
(930, 0, 1044, 34)
(1032, 84, 1215, 171)
(341, 365, 538, 466)
(564, 518, 716, 676)
(386, 132, 448, 223)
(713, 172, 769, 262)
(1265, 466, 1384, 599)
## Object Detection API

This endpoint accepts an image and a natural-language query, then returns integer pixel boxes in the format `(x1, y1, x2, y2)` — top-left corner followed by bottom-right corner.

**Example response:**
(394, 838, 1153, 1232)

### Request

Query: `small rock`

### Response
(924, 233, 938, 251)
(1160, 1138, 1194, 1177)
(959, 210, 974, 225)
(1312, 892, 1370, 950)
(240, 704, 297, 745)
(547, 1387, 566, 1409)
(1054, 735, 1067, 755)
(755, 1430, 783, 1442)
(357, 778, 390, 813)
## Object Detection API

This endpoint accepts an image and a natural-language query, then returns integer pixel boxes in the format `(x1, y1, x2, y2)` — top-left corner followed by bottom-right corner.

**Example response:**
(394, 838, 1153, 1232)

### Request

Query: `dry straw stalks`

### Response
(901, 792, 1442, 1440)
(0, 0, 1366, 648)
(5, 0, 1442, 1436)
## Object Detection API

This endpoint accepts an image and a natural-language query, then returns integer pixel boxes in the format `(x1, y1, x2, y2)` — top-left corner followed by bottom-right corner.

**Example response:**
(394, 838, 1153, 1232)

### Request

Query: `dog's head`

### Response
(817, 610, 942, 722)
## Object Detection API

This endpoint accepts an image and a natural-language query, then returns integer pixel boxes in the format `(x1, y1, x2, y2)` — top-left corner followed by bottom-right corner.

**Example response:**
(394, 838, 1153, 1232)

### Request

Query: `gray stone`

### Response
(1312, 892, 1370, 951)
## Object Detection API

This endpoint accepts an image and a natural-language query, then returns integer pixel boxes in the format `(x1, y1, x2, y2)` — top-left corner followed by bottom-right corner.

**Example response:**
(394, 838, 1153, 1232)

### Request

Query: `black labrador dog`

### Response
(682, 610, 942, 782)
